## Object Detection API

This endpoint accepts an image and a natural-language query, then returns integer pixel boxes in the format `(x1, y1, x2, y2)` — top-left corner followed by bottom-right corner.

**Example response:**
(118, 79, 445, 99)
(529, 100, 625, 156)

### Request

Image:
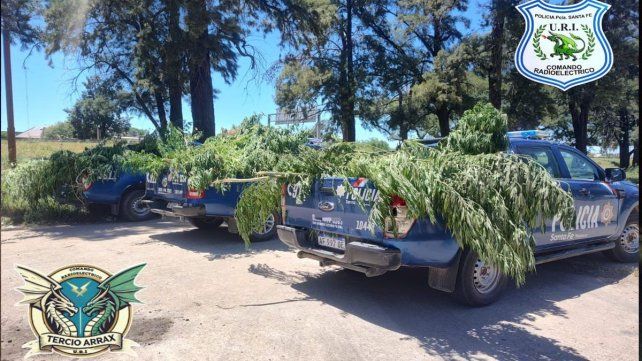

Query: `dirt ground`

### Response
(1, 219, 639, 361)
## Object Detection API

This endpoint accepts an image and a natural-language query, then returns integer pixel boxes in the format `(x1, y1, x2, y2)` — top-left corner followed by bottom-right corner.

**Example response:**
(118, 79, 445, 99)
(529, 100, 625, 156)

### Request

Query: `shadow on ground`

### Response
(148, 226, 289, 260)
(1, 219, 179, 242)
(249, 253, 637, 361)
(1, 218, 290, 260)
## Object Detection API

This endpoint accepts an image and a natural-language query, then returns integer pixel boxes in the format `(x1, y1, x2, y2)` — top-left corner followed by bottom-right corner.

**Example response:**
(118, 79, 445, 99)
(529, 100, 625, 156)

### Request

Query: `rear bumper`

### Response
(277, 225, 401, 276)
(149, 202, 205, 218)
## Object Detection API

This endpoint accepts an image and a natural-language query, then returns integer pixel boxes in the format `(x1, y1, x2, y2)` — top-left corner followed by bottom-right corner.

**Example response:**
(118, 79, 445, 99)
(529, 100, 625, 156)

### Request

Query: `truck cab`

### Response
(81, 170, 158, 222)
(276, 132, 639, 306)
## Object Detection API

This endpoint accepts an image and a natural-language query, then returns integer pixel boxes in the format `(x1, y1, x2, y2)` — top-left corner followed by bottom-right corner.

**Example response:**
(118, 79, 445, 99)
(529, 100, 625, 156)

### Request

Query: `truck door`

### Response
(513, 145, 568, 246)
(554, 147, 619, 242)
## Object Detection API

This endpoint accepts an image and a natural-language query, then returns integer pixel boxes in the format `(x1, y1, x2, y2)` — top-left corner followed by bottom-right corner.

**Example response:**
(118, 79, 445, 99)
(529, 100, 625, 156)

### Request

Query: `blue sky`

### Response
(1, 2, 484, 141)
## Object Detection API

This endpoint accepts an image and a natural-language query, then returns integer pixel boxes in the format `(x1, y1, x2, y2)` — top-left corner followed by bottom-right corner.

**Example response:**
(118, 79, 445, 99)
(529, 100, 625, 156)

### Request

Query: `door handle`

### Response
(578, 188, 590, 196)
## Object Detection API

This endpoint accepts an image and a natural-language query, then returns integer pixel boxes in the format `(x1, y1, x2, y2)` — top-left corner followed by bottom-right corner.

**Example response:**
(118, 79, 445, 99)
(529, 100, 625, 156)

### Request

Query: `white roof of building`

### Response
(16, 127, 45, 139)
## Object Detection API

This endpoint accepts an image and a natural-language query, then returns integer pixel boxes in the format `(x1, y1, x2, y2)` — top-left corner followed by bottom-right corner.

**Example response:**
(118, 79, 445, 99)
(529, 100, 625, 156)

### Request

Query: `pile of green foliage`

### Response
(123, 116, 313, 190)
(235, 104, 575, 284)
(1, 138, 158, 223)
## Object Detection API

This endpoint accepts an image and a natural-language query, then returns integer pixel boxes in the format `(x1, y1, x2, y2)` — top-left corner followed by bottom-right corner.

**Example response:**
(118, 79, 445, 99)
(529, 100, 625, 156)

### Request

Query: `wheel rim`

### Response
(131, 196, 150, 216)
(256, 214, 275, 235)
(473, 259, 500, 294)
(620, 224, 639, 254)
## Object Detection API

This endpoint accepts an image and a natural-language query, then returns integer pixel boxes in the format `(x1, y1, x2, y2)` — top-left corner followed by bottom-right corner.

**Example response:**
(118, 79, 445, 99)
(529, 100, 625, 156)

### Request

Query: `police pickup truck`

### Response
(145, 172, 277, 242)
(276, 131, 639, 306)
(81, 170, 158, 222)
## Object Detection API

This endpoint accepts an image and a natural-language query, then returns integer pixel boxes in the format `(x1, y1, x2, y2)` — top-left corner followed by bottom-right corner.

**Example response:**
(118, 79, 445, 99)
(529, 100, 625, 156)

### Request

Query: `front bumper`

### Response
(277, 225, 401, 276)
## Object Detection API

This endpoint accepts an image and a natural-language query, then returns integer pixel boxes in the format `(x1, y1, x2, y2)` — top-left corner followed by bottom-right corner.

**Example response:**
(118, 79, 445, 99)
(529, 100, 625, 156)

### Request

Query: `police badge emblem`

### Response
(16, 264, 145, 358)
(514, 0, 613, 91)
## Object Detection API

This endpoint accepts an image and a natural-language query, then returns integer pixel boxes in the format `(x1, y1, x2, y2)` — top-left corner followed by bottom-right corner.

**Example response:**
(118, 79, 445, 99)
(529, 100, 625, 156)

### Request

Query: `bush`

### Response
(1, 137, 159, 223)
(0, 159, 85, 223)
(43, 121, 75, 140)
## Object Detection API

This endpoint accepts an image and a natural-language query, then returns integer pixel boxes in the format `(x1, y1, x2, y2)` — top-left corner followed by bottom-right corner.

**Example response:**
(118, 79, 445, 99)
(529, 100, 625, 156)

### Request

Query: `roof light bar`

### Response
(507, 130, 551, 140)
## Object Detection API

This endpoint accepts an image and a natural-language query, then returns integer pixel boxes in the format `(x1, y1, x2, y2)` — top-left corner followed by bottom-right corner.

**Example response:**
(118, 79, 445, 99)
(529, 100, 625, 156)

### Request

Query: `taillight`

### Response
(80, 175, 93, 191)
(187, 188, 204, 199)
(384, 195, 415, 238)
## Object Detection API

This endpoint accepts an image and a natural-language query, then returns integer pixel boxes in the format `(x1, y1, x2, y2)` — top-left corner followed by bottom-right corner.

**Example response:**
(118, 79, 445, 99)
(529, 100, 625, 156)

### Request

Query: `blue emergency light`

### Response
(507, 130, 551, 140)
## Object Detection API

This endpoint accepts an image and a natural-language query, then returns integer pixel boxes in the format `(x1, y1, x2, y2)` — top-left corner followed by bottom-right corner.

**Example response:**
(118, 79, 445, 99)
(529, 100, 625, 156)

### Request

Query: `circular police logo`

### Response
(600, 202, 615, 225)
(16, 264, 145, 358)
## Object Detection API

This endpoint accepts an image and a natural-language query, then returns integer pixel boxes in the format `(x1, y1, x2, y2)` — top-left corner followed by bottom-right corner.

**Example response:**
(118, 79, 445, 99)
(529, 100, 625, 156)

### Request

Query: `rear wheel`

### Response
(604, 216, 639, 263)
(454, 250, 507, 306)
(189, 217, 224, 230)
(249, 213, 278, 242)
(120, 190, 155, 222)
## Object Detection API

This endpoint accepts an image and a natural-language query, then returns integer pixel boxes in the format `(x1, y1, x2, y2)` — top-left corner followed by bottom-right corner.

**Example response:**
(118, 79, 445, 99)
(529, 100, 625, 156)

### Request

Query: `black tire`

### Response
(249, 213, 279, 242)
(189, 217, 224, 230)
(454, 250, 508, 306)
(603, 215, 639, 263)
(120, 189, 155, 222)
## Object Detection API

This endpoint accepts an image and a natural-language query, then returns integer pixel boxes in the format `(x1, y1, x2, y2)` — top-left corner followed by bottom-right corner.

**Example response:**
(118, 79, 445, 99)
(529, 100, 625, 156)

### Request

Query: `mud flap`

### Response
(428, 251, 461, 293)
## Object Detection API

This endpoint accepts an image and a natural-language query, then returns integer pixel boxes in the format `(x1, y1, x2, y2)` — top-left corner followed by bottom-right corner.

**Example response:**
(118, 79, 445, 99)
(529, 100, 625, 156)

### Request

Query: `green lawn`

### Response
(1, 139, 100, 170)
(590, 156, 639, 184)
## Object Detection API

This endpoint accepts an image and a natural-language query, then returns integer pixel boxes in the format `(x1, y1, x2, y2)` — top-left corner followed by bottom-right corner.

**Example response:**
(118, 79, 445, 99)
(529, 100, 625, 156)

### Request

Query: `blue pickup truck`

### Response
(276, 132, 639, 306)
(145, 172, 277, 242)
(81, 170, 158, 222)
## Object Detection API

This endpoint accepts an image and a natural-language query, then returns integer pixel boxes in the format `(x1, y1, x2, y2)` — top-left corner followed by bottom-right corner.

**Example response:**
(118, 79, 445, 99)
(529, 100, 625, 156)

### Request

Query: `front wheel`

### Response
(604, 216, 639, 263)
(249, 213, 279, 242)
(454, 250, 507, 307)
(120, 190, 155, 222)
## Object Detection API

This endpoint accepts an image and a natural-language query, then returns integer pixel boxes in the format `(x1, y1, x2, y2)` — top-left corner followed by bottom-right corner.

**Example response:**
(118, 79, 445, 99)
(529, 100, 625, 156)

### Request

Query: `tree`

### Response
(563, 0, 639, 154)
(43, 121, 74, 140)
(482, 0, 519, 109)
(356, 0, 470, 137)
(126, 127, 150, 138)
(276, 0, 361, 141)
(65, 77, 131, 140)
(44, 0, 173, 133)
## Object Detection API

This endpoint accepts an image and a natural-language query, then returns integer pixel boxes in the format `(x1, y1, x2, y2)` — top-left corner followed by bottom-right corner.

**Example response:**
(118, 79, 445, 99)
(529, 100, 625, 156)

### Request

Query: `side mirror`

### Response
(605, 168, 626, 182)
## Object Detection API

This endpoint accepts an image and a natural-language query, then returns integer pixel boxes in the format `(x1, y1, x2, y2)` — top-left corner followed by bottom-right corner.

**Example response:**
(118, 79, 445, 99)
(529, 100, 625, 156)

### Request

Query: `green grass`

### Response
(590, 156, 639, 184)
(1, 139, 101, 170)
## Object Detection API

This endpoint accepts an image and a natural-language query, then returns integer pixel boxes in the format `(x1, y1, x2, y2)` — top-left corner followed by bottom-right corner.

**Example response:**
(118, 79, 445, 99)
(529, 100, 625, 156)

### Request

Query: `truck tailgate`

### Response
(146, 171, 187, 202)
(284, 177, 385, 241)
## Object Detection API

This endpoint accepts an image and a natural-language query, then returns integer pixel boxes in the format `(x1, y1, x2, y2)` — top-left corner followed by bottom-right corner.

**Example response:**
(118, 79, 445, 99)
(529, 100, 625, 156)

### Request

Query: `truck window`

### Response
(516, 147, 561, 178)
(559, 149, 600, 180)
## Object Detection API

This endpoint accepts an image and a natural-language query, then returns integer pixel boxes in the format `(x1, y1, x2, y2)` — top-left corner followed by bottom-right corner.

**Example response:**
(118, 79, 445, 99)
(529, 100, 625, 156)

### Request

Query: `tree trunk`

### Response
(338, 0, 356, 142)
(618, 108, 630, 168)
(155, 91, 168, 130)
(187, 0, 215, 140)
(488, 0, 506, 110)
(166, 0, 183, 130)
(2, 30, 17, 165)
(567, 86, 594, 154)
(437, 106, 450, 137)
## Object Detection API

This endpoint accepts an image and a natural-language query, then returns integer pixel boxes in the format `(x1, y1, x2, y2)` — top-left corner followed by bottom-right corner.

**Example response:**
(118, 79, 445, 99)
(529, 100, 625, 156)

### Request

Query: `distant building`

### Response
(16, 127, 45, 139)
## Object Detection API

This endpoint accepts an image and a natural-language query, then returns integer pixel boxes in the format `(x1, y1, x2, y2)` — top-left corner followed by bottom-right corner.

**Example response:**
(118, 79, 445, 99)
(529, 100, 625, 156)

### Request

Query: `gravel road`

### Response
(1, 219, 638, 361)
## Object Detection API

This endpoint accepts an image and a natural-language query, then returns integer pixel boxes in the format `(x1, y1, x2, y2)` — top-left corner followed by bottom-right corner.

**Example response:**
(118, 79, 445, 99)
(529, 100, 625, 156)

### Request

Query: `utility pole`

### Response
(2, 30, 17, 165)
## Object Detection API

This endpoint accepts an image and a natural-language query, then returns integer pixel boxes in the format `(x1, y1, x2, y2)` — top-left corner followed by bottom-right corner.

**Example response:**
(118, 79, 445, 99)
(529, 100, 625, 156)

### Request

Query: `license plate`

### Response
(317, 233, 346, 250)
